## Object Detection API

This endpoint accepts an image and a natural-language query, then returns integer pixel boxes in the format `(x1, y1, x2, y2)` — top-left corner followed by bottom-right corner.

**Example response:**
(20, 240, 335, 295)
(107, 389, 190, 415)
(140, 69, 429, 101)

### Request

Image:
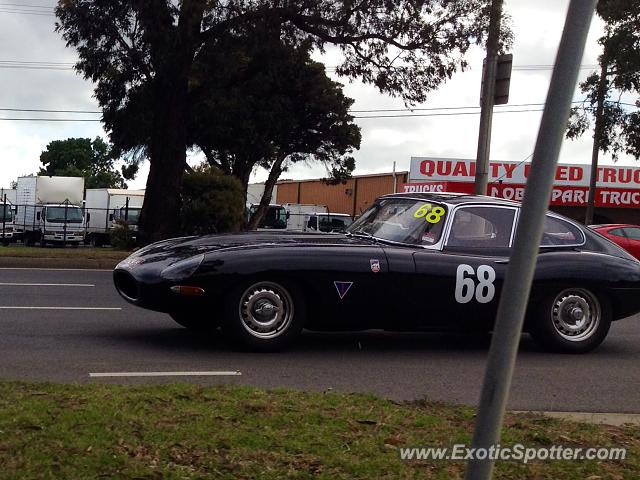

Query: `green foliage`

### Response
(180, 165, 245, 236)
(566, 0, 640, 160)
(193, 33, 361, 187)
(38, 137, 136, 189)
(55, 0, 494, 239)
(109, 221, 136, 250)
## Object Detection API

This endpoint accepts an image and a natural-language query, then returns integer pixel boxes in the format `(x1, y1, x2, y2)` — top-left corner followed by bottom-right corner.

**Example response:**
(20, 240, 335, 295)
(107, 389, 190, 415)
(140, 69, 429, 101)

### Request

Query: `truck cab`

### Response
(1, 203, 15, 245)
(32, 203, 85, 246)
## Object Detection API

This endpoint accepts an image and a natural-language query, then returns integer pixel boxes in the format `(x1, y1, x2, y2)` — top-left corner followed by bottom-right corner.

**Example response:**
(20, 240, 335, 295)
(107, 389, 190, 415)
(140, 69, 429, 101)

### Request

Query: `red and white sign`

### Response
(405, 157, 640, 209)
(410, 157, 640, 189)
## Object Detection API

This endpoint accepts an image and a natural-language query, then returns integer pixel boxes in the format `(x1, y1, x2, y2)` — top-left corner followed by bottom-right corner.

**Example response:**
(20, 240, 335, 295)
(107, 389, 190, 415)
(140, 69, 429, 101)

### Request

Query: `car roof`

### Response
(380, 192, 521, 207)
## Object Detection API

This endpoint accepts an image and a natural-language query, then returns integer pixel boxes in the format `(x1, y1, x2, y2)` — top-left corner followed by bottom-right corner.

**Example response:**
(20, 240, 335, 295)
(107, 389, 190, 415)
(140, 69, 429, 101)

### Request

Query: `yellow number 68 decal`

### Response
(414, 203, 446, 224)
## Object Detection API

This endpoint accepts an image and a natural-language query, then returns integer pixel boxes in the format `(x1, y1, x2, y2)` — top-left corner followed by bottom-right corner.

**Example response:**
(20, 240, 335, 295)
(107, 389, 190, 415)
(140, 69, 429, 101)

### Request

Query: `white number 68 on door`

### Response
(455, 264, 496, 304)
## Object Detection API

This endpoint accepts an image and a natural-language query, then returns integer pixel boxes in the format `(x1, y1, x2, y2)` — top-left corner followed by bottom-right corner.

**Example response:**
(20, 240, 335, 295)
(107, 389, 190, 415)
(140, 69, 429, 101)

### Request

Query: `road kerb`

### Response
(511, 410, 640, 426)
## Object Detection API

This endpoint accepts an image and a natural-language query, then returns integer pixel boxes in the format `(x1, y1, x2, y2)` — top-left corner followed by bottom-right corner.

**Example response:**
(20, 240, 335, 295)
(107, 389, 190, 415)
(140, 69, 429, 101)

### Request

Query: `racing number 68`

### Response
(414, 203, 446, 224)
(455, 264, 496, 304)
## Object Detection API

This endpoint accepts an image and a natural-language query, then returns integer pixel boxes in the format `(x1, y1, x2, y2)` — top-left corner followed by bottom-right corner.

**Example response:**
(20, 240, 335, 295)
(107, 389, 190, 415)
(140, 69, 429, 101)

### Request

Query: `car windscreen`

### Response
(347, 198, 447, 245)
(45, 206, 83, 223)
(1, 205, 12, 222)
(117, 207, 141, 223)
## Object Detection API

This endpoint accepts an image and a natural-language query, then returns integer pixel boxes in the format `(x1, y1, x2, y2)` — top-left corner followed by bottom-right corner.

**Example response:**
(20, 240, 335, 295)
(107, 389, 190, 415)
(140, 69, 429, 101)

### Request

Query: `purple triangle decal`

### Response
(334, 281, 353, 299)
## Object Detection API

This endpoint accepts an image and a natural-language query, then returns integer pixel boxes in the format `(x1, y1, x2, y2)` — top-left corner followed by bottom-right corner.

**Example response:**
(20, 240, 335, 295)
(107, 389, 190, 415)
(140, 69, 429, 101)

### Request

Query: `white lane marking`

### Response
(0, 306, 121, 310)
(0, 268, 113, 272)
(0, 283, 95, 287)
(89, 371, 242, 378)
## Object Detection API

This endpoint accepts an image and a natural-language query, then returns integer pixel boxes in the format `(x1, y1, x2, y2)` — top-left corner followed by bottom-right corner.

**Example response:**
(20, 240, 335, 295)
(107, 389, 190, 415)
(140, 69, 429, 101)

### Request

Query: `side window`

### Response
(307, 216, 316, 230)
(541, 216, 584, 246)
(446, 207, 516, 248)
(622, 227, 640, 240)
(608, 228, 627, 238)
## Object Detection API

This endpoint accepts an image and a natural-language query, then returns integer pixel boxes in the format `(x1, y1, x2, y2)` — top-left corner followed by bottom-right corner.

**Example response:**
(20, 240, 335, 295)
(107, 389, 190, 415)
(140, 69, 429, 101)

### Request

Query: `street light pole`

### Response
(474, 0, 503, 195)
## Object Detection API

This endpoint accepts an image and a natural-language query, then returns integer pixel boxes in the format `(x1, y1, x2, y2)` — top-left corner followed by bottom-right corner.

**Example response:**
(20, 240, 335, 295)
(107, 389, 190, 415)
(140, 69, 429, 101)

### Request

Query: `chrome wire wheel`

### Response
(550, 288, 601, 342)
(238, 281, 294, 339)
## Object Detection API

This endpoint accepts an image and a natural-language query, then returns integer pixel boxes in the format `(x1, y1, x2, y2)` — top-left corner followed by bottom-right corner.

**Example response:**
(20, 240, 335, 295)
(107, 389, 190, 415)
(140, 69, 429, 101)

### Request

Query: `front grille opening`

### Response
(114, 270, 140, 301)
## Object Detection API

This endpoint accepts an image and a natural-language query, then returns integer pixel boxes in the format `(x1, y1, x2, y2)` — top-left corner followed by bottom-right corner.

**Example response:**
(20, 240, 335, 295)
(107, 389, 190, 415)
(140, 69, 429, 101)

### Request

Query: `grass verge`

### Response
(0, 245, 130, 260)
(0, 382, 637, 479)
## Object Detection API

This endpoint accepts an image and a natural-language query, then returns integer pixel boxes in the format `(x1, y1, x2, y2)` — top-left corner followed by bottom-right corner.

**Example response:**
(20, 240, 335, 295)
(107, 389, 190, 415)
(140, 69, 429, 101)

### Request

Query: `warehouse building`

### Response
(276, 171, 408, 217)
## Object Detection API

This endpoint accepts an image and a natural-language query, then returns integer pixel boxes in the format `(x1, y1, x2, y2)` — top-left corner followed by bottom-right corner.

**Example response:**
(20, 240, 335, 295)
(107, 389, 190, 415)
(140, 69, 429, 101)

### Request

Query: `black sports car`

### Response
(114, 193, 640, 353)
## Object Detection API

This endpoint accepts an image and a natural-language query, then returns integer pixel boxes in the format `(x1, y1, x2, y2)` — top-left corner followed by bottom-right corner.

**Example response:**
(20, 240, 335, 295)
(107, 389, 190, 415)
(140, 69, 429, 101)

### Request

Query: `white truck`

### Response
(84, 188, 145, 246)
(304, 212, 354, 233)
(15, 176, 85, 247)
(282, 203, 329, 231)
(0, 188, 17, 245)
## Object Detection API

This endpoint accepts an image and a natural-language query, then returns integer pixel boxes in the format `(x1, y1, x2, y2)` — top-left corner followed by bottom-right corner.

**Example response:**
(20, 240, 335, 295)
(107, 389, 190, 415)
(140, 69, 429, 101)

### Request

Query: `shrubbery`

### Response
(110, 221, 136, 250)
(180, 165, 246, 236)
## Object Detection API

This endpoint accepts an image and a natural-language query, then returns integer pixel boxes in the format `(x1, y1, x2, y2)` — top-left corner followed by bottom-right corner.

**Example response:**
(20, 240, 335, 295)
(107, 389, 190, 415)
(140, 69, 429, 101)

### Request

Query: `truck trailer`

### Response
(15, 176, 85, 246)
(84, 188, 145, 246)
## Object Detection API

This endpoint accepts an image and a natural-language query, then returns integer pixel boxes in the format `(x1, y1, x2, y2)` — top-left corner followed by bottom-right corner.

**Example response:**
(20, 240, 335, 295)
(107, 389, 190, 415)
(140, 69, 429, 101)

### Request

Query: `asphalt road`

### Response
(1, 267, 639, 413)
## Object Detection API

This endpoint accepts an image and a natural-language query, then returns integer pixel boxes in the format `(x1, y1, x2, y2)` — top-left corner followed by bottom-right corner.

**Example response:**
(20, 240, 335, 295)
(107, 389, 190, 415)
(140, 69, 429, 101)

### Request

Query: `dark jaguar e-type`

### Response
(114, 193, 640, 352)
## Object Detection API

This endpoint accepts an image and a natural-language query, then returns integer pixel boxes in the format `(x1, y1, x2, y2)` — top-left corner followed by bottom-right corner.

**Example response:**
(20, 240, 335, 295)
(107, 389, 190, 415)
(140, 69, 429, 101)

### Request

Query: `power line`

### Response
(0, 107, 100, 113)
(353, 108, 545, 119)
(0, 7, 54, 16)
(0, 118, 101, 122)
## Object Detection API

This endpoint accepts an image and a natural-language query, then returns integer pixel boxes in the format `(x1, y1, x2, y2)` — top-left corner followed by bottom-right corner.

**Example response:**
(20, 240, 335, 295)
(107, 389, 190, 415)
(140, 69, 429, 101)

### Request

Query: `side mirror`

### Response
(86, 212, 91, 223)
(109, 214, 114, 221)
(286, 212, 290, 219)
(36, 212, 41, 221)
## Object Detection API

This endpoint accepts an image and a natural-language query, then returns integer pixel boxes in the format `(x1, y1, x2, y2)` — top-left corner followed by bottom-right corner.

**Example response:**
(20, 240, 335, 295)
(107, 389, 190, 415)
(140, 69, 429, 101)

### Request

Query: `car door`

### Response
(621, 227, 640, 259)
(411, 205, 517, 330)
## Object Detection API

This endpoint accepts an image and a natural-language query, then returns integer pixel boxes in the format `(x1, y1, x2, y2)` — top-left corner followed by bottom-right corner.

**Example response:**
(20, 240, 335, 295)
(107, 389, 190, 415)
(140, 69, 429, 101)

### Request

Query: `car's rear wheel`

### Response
(221, 280, 305, 351)
(529, 287, 611, 353)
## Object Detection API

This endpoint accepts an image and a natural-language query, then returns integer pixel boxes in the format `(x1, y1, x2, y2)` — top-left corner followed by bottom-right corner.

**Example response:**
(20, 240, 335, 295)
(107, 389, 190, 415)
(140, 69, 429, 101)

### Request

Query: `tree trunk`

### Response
(248, 155, 286, 230)
(585, 42, 610, 225)
(137, 0, 206, 244)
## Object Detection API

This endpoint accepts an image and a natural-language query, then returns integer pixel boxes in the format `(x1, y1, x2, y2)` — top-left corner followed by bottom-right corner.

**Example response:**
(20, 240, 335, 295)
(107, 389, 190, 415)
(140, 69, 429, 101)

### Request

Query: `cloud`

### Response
(1, 1, 635, 192)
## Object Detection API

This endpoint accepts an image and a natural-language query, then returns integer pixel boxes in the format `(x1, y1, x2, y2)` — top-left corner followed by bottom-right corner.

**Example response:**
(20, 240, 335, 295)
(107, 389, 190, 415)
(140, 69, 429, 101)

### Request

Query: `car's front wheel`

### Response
(529, 287, 611, 353)
(221, 280, 305, 351)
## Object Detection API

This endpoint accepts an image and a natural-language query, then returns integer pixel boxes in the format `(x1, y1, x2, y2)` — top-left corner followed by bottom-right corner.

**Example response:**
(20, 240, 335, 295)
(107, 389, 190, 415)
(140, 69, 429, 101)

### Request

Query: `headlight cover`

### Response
(160, 254, 205, 281)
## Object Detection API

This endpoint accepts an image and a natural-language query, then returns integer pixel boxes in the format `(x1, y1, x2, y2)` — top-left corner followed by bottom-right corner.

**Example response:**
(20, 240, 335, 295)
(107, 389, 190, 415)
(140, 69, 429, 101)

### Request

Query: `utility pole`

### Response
(465, 1, 597, 479)
(474, 0, 504, 195)
(585, 41, 609, 225)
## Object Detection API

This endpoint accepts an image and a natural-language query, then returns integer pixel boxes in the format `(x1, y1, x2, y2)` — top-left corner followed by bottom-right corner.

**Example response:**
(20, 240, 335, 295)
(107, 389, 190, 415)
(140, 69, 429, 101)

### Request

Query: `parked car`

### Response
(114, 193, 640, 353)
(589, 224, 640, 260)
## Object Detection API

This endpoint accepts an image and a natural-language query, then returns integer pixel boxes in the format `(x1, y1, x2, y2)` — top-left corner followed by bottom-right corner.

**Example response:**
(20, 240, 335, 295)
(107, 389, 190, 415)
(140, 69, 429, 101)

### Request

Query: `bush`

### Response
(181, 165, 245, 236)
(110, 221, 136, 250)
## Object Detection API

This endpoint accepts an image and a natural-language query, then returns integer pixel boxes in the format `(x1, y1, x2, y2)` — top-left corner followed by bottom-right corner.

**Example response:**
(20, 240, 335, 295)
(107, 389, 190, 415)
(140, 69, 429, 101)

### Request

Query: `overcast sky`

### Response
(0, 1, 637, 190)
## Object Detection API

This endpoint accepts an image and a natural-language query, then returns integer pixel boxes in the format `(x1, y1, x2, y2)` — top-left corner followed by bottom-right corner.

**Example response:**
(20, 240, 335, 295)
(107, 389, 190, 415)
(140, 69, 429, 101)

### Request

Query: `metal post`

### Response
(2, 194, 6, 242)
(63, 200, 68, 248)
(465, 2, 597, 479)
(474, 0, 503, 195)
(125, 197, 130, 222)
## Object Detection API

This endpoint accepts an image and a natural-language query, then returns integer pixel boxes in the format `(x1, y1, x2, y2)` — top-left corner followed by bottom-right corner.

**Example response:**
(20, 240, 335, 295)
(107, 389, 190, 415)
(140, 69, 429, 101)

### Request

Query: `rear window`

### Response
(622, 227, 640, 240)
(446, 207, 516, 248)
(608, 228, 626, 237)
(541, 216, 584, 246)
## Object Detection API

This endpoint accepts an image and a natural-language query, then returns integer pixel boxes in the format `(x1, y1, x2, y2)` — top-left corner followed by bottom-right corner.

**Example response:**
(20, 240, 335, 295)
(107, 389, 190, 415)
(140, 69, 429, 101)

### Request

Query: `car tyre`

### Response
(529, 287, 611, 353)
(221, 280, 305, 351)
